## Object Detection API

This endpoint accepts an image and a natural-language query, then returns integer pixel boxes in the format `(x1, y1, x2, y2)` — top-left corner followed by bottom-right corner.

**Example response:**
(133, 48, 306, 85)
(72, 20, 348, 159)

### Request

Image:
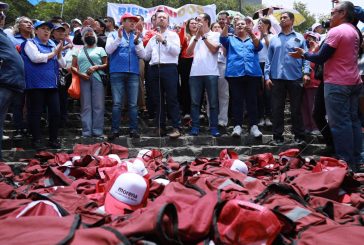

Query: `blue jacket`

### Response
(0, 29, 25, 93)
(109, 30, 140, 75)
(220, 35, 263, 78)
(21, 37, 59, 89)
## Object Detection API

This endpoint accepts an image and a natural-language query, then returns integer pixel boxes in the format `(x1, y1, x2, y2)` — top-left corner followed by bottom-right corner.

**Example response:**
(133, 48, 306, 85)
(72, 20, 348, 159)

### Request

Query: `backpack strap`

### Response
(101, 226, 131, 245)
(155, 203, 182, 245)
(56, 214, 82, 245)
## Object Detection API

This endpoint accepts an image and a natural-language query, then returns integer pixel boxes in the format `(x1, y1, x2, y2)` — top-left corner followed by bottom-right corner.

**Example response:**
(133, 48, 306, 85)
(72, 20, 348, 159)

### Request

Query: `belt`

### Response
(151, 63, 176, 67)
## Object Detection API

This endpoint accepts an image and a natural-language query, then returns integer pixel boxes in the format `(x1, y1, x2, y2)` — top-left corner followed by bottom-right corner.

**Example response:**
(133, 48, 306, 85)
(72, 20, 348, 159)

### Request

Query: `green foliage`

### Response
(4, 0, 33, 25)
(293, 1, 316, 33)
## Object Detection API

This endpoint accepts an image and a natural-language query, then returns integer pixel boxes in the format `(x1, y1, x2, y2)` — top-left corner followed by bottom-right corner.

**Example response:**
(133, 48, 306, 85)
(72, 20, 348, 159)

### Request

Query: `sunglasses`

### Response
(0, 11, 5, 21)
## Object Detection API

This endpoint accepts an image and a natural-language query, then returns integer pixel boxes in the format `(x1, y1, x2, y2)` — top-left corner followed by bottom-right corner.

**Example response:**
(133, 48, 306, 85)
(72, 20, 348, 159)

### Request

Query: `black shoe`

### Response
(269, 138, 284, 146)
(129, 129, 140, 138)
(107, 132, 120, 141)
(218, 125, 228, 135)
(13, 129, 23, 138)
(31, 140, 46, 151)
(48, 140, 61, 149)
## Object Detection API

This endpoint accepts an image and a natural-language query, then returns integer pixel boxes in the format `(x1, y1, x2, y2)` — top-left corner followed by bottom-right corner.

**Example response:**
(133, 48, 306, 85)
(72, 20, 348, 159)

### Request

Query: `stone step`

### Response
(2, 143, 326, 163)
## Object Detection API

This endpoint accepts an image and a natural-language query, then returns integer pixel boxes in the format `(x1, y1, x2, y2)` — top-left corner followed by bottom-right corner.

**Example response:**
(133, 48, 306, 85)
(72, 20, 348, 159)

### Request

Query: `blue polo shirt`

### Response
(220, 35, 263, 78)
(264, 31, 310, 81)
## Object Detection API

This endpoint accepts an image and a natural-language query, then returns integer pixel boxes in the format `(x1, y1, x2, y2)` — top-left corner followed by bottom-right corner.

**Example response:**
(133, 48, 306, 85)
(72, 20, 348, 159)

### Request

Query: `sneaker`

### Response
(13, 130, 23, 138)
(168, 128, 181, 139)
(231, 125, 242, 137)
(265, 118, 272, 126)
(250, 125, 262, 138)
(183, 114, 191, 120)
(48, 140, 61, 149)
(107, 132, 120, 141)
(293, 137, 306, 145)
(189, 127, 199, 136)
(129, 129, 140, 138)
(2, 135, 9, 140)
(258, 118, 265, 126)
(310, 130, 321, 136)
(210, 127, 221, 137)
(269, 138, 284, 146)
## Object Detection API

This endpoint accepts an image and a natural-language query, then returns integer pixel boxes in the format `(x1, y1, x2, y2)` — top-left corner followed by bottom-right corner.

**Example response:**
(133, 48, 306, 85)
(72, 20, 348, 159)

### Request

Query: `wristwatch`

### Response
(201, 35, 207, 41)
(193, 38, 198, 42)
(162, 39, 167, 45)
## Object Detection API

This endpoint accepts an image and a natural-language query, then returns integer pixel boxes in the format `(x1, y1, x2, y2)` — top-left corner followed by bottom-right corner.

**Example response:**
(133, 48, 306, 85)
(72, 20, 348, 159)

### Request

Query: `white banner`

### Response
(107, 3, 216, 30)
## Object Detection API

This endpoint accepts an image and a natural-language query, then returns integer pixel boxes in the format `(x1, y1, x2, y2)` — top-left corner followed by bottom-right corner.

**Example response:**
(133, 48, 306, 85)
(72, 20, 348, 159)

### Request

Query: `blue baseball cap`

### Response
(33, 20, 54, 29)
(0, 2, 9, 10)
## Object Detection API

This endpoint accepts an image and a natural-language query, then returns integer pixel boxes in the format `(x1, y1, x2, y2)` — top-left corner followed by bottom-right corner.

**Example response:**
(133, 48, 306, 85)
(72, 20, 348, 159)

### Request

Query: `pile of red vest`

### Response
(0, 142, 363, 244)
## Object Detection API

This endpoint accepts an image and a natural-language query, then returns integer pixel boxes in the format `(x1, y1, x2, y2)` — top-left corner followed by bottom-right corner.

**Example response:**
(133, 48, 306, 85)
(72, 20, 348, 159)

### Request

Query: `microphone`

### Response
(156, 26, 161, 44)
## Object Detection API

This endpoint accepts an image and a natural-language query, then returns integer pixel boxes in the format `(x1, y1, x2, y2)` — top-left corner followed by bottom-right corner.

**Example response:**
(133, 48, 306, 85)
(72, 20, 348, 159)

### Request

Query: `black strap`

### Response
(254, 183, 308, 207)
(184, 181, 207, 197)
(57, 214, 82, 245)
(101, 226, 131, 245)
(83, 47, 104, 79)
(155, 203, 182, 245)
(211, 198, 228, 244)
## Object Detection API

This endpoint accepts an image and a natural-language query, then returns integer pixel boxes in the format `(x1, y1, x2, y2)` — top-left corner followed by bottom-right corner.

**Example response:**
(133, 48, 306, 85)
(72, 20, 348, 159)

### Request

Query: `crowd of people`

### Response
(1, 1, 364, 171)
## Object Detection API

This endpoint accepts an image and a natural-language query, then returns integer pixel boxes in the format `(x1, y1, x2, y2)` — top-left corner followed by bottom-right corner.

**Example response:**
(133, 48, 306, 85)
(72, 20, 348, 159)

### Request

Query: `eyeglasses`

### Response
(104, 19, 109, 22)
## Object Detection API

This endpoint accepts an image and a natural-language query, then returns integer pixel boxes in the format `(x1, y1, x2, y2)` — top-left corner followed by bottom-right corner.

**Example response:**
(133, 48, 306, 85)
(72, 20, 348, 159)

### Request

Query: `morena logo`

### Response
(118, 187, 138, 199)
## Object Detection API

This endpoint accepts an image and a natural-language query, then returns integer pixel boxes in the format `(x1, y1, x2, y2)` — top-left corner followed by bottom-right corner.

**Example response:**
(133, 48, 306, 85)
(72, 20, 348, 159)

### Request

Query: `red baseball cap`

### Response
(120, 13, 140, 23)
(104, 172, 149, 215)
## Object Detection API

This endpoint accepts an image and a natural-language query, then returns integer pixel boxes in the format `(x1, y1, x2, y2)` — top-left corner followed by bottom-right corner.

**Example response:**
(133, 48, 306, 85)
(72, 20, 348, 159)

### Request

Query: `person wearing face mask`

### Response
(71, 27, 108, 139)
(21, 21, 65, 150)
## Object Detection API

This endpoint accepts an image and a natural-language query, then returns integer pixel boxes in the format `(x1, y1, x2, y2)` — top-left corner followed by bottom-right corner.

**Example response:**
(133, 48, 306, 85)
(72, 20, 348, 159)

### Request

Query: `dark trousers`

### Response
(178, 57, 193, 115)
(11, 92, 27, 130)
(149, 64, 181, 129)
(27, 89, 60, 142)
(144, 62, 155, 118)
(0, 88, 14, 160)
(271, 79, 305, 140)
(227, 76, 259, 127)
(257, 62, 271, 119)
(313, 81, 334, 148)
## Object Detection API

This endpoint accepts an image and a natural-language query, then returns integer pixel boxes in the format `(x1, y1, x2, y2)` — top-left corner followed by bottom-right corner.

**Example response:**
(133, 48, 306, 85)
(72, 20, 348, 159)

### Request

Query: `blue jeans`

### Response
(189, 75, 219, 128)
(80, 76, 105, 137)
(0, 88, 14, 160)
(110, 72, 139, 132)
(149, 64, 181, 128)
(324, 83, 363, 170)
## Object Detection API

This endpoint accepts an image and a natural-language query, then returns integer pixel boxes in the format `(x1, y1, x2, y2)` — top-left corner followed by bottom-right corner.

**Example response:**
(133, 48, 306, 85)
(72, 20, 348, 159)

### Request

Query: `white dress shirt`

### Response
(24, 40, 66, 68)
(140, 29, 180, 65)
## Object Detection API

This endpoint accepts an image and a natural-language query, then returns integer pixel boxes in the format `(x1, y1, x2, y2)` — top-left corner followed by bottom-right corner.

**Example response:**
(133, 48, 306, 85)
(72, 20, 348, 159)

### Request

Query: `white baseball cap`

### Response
(104, 172, 149, 215)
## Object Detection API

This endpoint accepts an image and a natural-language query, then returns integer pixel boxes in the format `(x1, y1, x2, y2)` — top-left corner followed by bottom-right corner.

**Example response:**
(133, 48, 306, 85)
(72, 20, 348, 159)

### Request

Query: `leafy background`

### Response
(4, 0, 316, 33)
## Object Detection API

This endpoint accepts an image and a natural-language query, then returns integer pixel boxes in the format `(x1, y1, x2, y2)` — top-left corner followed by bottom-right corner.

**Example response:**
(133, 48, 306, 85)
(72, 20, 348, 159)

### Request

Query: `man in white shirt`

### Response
(142, 12, 182, 138)
(186, 13, 220, 137)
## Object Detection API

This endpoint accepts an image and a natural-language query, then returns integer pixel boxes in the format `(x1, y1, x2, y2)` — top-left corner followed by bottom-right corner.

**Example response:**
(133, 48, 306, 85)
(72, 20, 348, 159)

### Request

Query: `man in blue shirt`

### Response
(0, 2, 25, 159)
(264, 11, 310, 146)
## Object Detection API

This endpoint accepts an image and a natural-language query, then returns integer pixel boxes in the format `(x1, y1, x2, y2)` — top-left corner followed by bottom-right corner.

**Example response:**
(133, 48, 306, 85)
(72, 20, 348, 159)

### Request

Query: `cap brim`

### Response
(104, 192, 140, 215)
(36, 22, 54, 29)
(0, 2, 9, 10)
(122, 17, 139, 23)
